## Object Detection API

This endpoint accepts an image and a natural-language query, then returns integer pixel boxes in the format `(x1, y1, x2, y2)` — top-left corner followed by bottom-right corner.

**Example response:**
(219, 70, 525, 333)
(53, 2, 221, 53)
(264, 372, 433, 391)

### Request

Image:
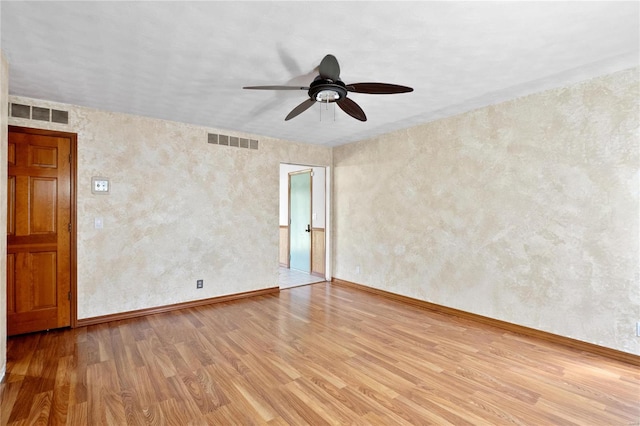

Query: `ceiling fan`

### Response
(243, 54, 413, 122)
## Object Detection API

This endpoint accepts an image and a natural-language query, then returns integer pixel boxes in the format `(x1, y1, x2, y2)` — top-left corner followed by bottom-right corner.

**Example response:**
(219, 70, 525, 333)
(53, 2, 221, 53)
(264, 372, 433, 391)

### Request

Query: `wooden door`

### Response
(7, 127, 73, 336)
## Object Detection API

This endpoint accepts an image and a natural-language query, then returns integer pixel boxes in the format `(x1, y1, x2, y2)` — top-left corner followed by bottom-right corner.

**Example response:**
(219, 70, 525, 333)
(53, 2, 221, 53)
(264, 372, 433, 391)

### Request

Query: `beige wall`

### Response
(0, 51, 8, 379)
(333, 68, 639, 355)
(3, 67, 638, 360)
(7, 97, 332, 319)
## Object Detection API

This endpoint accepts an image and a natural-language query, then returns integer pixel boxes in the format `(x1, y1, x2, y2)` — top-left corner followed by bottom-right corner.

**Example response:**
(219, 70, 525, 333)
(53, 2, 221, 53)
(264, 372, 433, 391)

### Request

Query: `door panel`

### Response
(30, 178, 57, 233)
(7, 253, 15, 314)
(7, 127, 72, 336)
(30, 144, 58, 168)
(289, 171, 311, 272)
(8, 142, 15, 165)
(31, 251, 58, 308)
(7, 176, 15, 235)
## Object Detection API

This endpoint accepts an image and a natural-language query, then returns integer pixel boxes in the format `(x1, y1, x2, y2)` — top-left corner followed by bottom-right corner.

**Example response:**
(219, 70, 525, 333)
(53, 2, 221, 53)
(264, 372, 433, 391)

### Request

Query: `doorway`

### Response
(7, 126, 77, 335)
(279, 163, 327, 289)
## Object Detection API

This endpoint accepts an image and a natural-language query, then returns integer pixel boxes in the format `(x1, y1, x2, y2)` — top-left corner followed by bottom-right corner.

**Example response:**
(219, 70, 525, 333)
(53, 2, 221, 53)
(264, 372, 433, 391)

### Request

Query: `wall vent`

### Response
(208, 133, 258, 150)
(9, 103, 69, 124)
(51, 109, 69, 124)
(32, 106, 50, 121)
(10, 103, 30, 119)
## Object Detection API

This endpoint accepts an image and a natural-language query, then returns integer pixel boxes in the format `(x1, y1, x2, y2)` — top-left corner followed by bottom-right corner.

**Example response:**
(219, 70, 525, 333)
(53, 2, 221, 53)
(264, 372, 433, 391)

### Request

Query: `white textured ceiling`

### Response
(1, 1, 638, 147)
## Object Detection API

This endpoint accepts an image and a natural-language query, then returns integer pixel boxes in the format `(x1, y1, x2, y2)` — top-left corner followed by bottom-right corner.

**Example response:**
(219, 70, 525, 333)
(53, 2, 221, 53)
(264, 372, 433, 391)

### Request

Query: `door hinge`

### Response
(68, 223, 71, 232)
(68, 291, 71, 301)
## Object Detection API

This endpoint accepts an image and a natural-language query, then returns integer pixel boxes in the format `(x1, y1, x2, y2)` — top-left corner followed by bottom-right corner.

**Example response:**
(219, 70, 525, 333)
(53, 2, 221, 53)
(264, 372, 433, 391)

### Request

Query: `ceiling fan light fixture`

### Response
(308, 79, 348, 104)
(316, 89, 340, 102)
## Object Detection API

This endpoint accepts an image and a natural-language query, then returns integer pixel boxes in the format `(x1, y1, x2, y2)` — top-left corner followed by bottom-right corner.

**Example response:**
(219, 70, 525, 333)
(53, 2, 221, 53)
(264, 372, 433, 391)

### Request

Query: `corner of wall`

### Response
(332, 67, 640, 355)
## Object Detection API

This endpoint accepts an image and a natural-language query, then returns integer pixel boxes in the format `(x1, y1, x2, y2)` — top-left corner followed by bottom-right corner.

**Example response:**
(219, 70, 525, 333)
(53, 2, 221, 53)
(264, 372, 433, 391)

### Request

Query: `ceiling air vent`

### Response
(9, 103, 69, 125)
(208, 133, 258, 150)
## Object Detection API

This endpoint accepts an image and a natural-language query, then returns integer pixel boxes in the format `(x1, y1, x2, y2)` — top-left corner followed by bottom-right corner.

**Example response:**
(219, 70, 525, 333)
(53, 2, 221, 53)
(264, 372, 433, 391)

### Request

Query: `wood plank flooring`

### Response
(2, 282, 639, 425)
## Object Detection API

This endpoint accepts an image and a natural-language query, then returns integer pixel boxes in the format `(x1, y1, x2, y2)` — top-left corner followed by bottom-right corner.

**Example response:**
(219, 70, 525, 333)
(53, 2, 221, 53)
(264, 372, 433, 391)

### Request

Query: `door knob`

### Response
(305, 225, 311, 233)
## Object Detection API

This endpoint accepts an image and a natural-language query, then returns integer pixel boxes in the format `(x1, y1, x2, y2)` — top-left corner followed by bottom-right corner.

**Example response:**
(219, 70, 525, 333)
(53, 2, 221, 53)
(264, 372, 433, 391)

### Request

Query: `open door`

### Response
(7, 126, 75, 335)
(288, 170, 312, 272)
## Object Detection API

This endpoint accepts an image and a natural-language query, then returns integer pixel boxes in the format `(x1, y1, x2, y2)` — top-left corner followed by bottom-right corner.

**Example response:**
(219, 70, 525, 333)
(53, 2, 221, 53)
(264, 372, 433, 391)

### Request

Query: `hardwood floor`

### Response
(2, 282, 639, 425)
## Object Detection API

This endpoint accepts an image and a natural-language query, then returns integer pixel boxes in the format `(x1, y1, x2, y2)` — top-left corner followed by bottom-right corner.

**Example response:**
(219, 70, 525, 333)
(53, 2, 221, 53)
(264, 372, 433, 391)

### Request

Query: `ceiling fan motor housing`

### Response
(309, 78, 347, 103)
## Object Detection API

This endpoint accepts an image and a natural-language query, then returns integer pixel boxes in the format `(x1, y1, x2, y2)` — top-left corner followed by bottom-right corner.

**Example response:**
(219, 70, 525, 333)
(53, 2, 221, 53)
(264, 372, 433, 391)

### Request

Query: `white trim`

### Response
(325, 166, 331, 281)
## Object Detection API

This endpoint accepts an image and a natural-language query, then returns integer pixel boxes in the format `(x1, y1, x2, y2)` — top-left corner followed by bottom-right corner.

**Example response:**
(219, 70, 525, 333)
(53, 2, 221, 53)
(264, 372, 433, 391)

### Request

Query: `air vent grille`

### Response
(9, 103, 69, 124)
(10, 103, 30, 119)
(51, 109, 69, 124)
(208, 133, 258, 150)
(32, 106, 50, 121)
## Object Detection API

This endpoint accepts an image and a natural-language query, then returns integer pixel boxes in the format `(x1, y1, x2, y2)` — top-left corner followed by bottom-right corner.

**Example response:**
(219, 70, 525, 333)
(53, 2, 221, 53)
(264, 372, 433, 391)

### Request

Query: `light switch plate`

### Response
(91, 177, 110, 194)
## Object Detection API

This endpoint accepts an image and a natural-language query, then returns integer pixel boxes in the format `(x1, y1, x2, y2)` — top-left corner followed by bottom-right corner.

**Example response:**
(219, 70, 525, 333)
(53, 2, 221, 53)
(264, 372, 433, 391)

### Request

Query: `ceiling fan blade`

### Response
(347, 82, 413, 94)
(285, 98, 316, 121)
(243, 85, 309, 90)
(337, 97, 367, 122)
(319, 54, 340, 81)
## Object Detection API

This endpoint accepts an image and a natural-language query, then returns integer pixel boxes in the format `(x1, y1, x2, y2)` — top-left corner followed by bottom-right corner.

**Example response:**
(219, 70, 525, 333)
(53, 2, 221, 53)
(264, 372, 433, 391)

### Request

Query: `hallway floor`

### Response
(278, 266, 325, 289)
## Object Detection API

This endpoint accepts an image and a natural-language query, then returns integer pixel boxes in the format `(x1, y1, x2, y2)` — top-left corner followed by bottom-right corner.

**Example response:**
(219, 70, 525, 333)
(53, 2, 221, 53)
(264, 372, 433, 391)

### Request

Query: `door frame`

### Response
(279, 163, 330, 280)
(8, 126, 78, 328)
(288, 169, 313, 273)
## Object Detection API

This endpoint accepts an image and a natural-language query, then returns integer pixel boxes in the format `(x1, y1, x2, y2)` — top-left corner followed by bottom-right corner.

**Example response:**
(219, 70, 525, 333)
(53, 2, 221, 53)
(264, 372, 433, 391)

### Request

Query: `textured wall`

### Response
(0, 51, 8, 379)
(8, 97, 332, 319)
(333, 68, 639, 355)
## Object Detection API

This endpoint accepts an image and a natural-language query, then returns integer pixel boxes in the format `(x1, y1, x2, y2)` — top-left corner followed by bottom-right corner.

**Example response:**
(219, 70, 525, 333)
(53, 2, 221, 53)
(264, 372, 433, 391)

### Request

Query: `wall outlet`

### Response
(196, 279, 203, 289)
(636, 321, 640, 337)
(355, 266, 360, 274)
